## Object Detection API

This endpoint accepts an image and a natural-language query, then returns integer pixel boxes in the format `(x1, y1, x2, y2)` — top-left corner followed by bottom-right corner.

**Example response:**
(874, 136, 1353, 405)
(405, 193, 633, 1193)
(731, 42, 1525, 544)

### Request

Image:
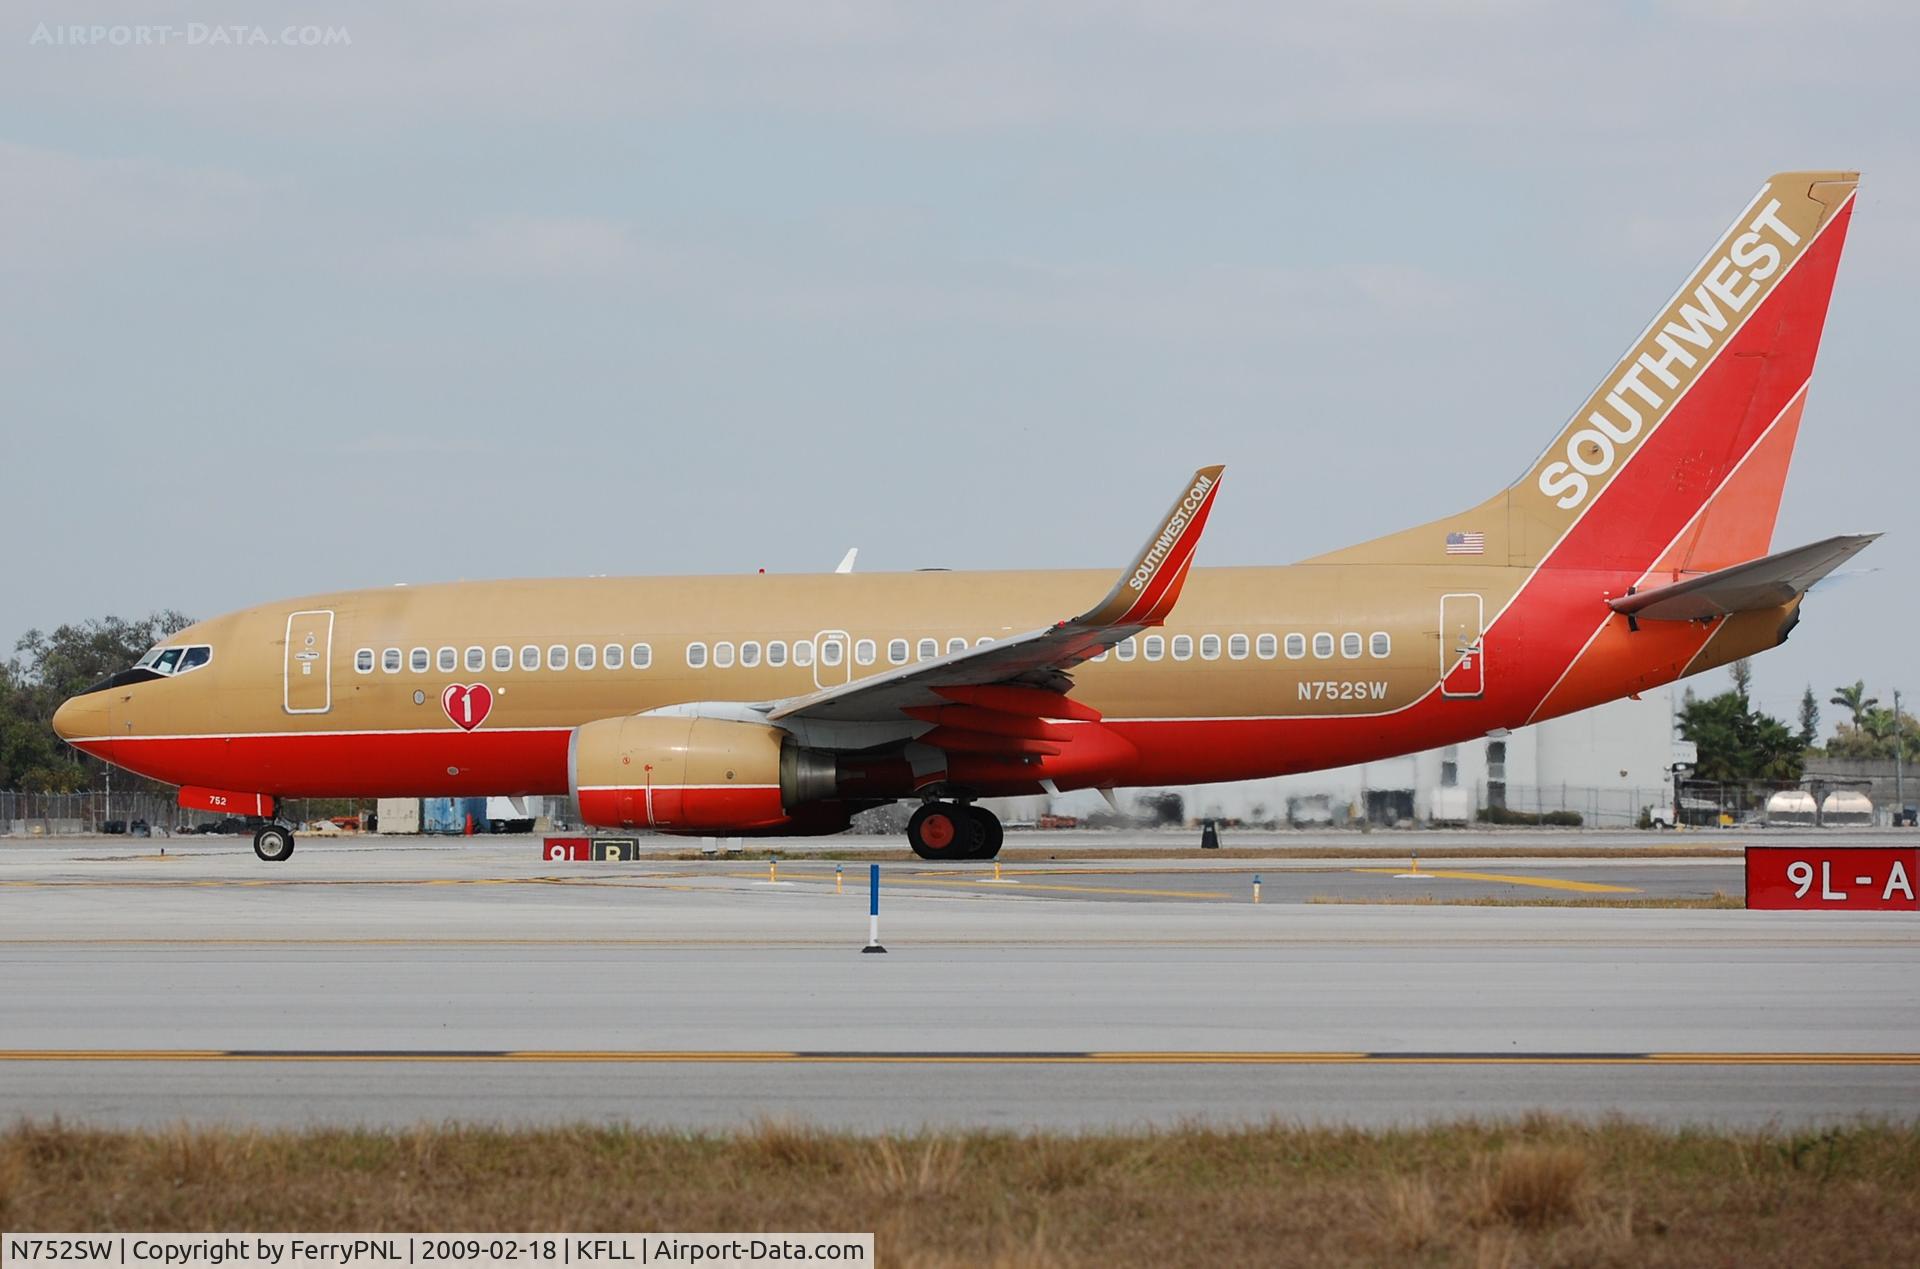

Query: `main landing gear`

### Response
(906, 801, 1003, 861)
(252, 823, 295, 862)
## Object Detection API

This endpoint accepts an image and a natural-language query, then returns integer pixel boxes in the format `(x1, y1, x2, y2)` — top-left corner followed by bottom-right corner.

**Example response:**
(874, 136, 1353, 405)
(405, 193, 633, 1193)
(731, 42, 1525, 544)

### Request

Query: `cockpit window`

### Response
(132, 644, 213, 677)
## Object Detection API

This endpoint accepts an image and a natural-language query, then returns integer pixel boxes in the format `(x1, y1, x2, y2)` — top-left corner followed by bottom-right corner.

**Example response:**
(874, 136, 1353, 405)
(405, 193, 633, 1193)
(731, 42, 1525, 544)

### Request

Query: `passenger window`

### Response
(686, 642, 707, 669)
(741, 641, 761, 668)
(917, 638, 938, 661)
(604, 643, 624, 670)
(1312, 633, 1334, 659)
(794, 640, 814, 667)
(466, 647, 485, 672)
(1258, 634, 1280, 660)
(1341, 633, 1362, 659)
(1143, 635, 1165, 661)
(1283, 633, 1304, 659)
(1092, 648, 1109, 662)
(714, 641, 735, 668)
(945, 637, 967, 655)
(383, 648, 402, 673)
(438, 647, 457, 672)
(548, 644, 568, 671)
(1115, 637, 1136, 662)
(632, 643, 652, 670)
(1199, 634, 1220, 661)
(494, 646, 513, 671)
(576, 644, 596, 670)
(1171, 634, 1193, 661)
(1370, 632, 1391, 658)
(521, 645, 540, 671)
(766, 641, 786, 667)
(1228, 633, 1249, 660)
(888, 639, 908, 665)
(854, 639, 875, 666)
(178, 646, 212, 674)
(355, 648, 375, 674)
(821, 640, 843, 667)
(410, 648, 430, 673)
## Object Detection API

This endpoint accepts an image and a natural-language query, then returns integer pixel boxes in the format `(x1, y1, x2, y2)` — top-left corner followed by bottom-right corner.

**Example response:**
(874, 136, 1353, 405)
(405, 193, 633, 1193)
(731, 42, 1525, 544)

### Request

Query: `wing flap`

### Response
(1608, 533, 1879, 621)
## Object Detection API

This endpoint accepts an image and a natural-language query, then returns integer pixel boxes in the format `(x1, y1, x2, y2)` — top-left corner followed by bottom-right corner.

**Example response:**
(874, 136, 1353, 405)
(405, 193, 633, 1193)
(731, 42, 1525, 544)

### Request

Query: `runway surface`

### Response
(2, 834, 1915, 1130)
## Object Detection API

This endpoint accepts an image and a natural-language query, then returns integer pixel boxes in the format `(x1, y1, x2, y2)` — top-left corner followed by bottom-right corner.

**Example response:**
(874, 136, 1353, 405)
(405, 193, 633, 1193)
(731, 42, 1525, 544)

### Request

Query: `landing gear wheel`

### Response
(253, 824, 295, 862)
(908, 802, 983, 860)
(966, 806, 1004, 860)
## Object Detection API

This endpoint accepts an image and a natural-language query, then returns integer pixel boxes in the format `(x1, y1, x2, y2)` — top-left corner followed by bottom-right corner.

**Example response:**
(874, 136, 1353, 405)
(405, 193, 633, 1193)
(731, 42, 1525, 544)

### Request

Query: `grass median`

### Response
(5, 1117, 1917, 1266)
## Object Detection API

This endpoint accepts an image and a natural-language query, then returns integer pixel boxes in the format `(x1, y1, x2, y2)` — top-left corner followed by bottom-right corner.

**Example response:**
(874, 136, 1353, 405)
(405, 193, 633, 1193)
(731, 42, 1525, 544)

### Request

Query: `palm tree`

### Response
(1830, 680, 1880, 729)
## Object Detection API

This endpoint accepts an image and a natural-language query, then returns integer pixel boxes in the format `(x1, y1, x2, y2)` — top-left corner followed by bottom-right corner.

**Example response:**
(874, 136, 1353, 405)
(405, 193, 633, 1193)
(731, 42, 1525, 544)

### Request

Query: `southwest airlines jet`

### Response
(55, 171, 1872, 862)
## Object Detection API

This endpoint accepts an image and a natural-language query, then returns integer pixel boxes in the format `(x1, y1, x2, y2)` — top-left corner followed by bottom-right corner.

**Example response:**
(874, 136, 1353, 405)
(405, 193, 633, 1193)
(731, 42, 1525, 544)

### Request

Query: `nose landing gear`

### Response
(906, 801, 1003, 861)
(252, 823, 295, 862)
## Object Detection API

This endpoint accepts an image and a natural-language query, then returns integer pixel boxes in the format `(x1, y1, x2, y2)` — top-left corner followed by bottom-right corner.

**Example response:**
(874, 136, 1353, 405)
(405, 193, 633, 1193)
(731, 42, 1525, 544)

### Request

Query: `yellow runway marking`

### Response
(1351, 868, 1640, 893)
(730, 871, 1225, 901)
(0, 1050, 1913, 1066)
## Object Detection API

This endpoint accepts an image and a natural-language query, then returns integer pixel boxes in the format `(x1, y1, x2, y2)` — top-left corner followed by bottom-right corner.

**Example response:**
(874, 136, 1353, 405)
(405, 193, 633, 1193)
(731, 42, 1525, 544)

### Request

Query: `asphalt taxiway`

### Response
(1, 833, 1914, 1129)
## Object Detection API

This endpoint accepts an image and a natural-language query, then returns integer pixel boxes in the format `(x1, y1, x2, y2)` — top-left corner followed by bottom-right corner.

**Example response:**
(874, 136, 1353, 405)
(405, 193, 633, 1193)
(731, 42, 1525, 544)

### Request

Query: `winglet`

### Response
(1075, 465, 1225, 629)
(835, 548, 858, 574)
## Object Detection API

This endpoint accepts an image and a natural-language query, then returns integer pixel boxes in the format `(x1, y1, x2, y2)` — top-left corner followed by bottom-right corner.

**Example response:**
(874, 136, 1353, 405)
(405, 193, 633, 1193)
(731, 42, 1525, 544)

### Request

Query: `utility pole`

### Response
(1895, 687, 1905, 822)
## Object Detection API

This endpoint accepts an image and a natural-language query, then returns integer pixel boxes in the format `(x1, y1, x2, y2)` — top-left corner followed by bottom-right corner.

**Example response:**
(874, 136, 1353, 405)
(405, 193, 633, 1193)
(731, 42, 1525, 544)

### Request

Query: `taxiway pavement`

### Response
(1, 834, 1913, 1129)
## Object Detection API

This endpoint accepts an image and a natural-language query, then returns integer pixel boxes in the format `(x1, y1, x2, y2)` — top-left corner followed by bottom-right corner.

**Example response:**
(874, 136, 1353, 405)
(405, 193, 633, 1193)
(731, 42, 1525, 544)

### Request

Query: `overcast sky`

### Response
(3, 2, 1916, 728)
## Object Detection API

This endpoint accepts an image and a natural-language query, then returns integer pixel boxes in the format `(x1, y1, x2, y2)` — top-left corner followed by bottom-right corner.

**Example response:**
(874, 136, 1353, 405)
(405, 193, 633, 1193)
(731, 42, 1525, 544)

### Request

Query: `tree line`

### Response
(1677, 660, 1915, 784)
(1, 612, 193, 790)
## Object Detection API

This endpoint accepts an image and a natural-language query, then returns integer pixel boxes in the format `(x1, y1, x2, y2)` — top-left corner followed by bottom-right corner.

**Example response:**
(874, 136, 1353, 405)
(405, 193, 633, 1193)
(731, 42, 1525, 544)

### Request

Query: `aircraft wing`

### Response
(765, 465, 1224, 726)
(1608, 533, 1880, 622)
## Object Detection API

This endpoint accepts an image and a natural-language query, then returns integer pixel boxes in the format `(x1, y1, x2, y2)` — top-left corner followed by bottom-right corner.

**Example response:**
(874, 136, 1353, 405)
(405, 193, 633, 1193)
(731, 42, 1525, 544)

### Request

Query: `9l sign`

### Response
(1747, 845, 1918, 911)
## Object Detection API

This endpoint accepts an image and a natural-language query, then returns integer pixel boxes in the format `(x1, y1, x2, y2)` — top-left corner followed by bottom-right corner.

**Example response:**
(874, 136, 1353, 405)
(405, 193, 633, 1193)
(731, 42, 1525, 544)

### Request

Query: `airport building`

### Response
(1184, 687, 1679, 828)
(1020, 686, 1681, 829)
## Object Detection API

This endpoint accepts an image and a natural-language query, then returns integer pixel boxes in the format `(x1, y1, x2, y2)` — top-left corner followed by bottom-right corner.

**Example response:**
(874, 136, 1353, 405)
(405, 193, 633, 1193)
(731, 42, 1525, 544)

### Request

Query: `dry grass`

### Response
(1473, 1143, 1592, 1228)
(1308, 890, 1746, 909)
(5, 1117, 1919, 1266)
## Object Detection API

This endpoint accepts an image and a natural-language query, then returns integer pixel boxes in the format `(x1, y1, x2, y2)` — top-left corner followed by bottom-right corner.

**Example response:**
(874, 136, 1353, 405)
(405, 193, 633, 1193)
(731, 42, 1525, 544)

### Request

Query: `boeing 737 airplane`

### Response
(55, 170, 1871, 862)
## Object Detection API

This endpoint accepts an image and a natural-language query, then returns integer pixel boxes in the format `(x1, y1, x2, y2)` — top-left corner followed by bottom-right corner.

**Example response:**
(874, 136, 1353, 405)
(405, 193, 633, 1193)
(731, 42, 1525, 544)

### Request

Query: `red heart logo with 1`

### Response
(442, 683, 493, 731)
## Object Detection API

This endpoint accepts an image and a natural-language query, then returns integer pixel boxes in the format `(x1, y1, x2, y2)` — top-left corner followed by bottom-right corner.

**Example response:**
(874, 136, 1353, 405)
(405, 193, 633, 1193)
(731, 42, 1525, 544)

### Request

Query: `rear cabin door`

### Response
(284, 610, 335, 714)
(1439, 593, 1484, 699)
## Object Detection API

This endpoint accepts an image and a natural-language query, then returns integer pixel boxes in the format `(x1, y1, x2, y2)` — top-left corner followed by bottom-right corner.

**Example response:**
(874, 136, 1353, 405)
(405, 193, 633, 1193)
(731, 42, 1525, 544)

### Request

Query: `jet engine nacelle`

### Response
(568, 714, 838, 832)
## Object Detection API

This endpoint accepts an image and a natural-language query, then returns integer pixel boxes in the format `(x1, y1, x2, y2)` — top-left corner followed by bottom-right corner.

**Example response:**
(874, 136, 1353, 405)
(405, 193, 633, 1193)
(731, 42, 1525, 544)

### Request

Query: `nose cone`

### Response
(52, 692, 109, 747)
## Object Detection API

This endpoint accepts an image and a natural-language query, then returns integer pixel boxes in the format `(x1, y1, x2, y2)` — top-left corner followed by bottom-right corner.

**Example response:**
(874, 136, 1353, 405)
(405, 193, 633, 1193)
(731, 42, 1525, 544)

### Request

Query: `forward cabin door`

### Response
(1439, 593, 1484, 699)
(284, 609, 335, 714)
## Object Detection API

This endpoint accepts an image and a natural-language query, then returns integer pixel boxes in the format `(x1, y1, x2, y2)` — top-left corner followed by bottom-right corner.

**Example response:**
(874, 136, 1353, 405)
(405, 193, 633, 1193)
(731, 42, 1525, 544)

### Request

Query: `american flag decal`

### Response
(1444, 531, 1486, 555)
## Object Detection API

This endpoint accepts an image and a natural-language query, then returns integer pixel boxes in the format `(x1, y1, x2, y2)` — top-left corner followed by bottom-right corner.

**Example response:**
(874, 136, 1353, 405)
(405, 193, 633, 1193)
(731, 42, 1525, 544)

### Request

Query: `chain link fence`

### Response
(0, 790, 390, 838)
(1, 790, 183, 837)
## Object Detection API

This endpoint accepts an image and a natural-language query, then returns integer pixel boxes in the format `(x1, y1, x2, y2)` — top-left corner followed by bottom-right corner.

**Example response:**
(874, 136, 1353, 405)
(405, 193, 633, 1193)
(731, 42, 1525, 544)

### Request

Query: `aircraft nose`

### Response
(52, 692, 108, 744)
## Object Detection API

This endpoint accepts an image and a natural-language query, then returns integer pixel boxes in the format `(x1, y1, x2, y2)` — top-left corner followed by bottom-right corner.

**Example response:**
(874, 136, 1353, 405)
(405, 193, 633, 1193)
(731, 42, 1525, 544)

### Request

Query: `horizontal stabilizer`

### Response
(1608, 534, 1879, 621)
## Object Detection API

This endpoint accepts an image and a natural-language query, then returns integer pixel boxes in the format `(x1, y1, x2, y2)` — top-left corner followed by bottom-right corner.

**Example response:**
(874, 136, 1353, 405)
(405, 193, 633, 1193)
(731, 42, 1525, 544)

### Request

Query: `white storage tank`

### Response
(1820, 791, 1875, 826)
(1765, 790, 1818, 827)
